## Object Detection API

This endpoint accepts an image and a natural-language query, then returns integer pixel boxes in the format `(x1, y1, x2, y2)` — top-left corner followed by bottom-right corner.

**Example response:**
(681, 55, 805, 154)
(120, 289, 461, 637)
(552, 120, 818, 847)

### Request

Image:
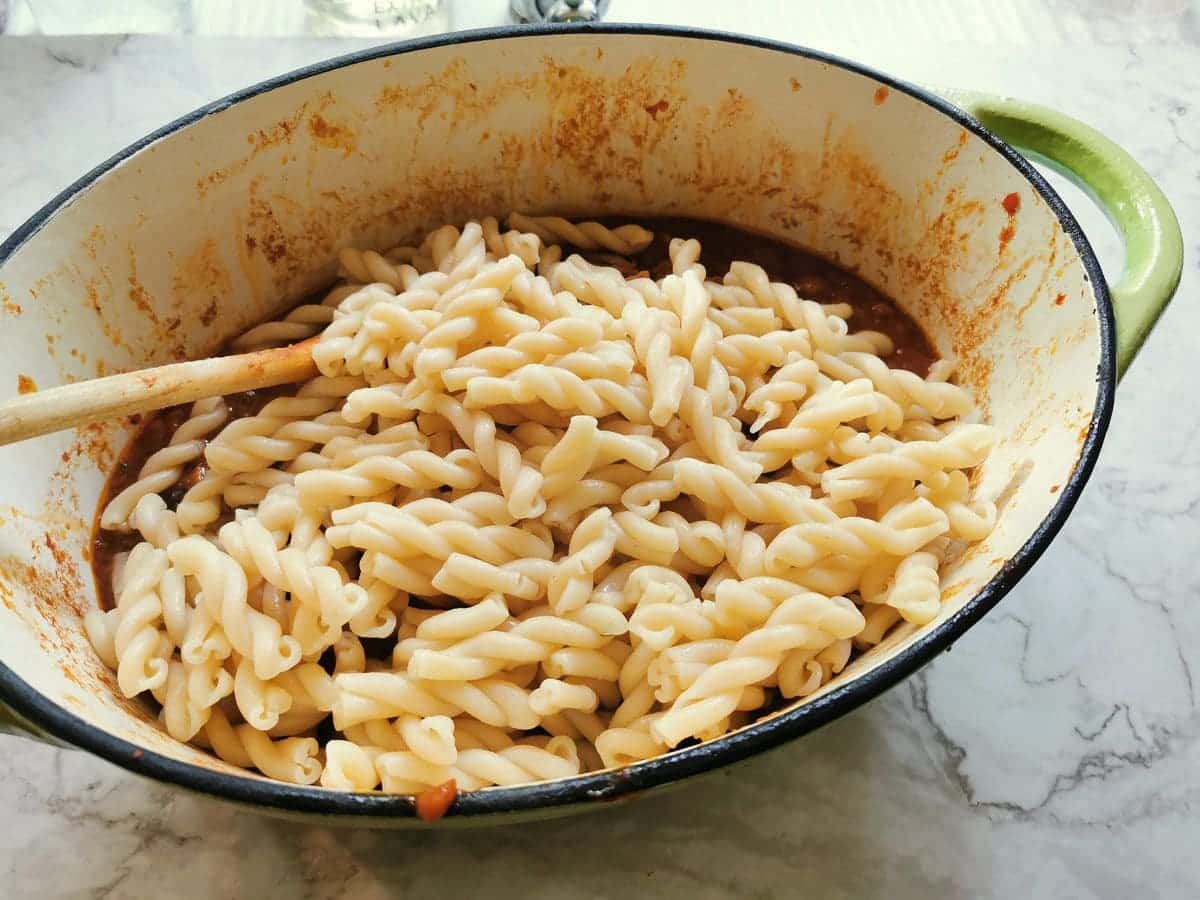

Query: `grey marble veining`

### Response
(0, 19, 1197, 900)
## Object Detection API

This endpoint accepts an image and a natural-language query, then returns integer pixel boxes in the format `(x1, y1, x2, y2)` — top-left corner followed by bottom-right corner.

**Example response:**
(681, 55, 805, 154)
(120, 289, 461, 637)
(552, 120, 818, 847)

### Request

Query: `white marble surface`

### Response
(1, 5, 1198, 898)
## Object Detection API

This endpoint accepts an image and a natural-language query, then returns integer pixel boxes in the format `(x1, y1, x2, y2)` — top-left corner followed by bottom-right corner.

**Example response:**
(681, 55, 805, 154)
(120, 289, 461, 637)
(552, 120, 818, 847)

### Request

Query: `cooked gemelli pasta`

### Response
(88, 214, 995, 797)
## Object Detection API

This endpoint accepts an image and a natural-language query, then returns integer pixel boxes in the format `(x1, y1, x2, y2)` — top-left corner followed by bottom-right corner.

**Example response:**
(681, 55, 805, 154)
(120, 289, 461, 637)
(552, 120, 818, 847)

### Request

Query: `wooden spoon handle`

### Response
(0, 339, 319, 446)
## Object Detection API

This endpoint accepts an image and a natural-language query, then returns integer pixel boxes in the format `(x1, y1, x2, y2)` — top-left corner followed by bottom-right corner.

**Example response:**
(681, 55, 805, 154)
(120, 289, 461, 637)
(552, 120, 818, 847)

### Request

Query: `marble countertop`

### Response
(1, 4, 1198, 897)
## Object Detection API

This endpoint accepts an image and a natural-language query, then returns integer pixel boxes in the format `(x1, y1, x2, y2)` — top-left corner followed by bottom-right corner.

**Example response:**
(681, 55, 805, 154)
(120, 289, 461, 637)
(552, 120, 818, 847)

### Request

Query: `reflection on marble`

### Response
(0, 19, 1197, 900)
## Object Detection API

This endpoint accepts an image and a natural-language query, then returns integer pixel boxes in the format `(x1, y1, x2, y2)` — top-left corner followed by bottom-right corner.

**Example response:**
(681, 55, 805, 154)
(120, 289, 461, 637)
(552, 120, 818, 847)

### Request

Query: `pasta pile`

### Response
(86, 214, 996, 793)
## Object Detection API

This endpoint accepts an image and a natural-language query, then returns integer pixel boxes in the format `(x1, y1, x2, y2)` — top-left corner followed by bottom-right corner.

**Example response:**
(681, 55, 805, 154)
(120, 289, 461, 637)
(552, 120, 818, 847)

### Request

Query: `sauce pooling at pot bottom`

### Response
(599, 217, 935, 375)
(91, 387, 285, 611)
(90, 217, 937, 610)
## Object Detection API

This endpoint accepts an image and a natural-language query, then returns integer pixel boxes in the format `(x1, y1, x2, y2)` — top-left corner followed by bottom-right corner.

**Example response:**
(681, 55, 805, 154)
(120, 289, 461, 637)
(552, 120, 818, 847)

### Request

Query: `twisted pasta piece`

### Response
(750, 378, 884, 467)
(313, 285, 404, 377)
(404, 601, 626, 682)
(229, 284, 355, 352)
(764, 498, 949, 573)
(328, 513, 552, 573)
(653, 511, 725, 571)
(529, 679, 600, 716)
(397, 714, 458, 766)
(482, 215, 541, 267)
(345, 500, 548, 552)
(129, 493, 182, 550)
(743, 356, 820, 433)
(715, 328, 810, 375)
(204, 377, 362, 474)
(332, 672, 540, 731)
(885, 548, 943, 625)
(167, 535, 301, 680)
(455, 737, 580, 788)
(102, 542, 173, 698)
(273, 661, 338, 714)
(410, 258, 531, 384)
(679, 386, 762, 483)
(465, 364, 653, 424)
(217, 515, 369, 656)
(431, 396, 545, 518)
(855, 602, 904, 648)
(338, 247, 417, 290)
(376, 735, 579, 792)
(709, 577, 830, 635)
(174, 472, 229, 535)
(204, 707, 322, 785)
(429, 221, 490, 281)
(178, 602, 231, 669)
(414, 594, 510, 640)
(666, 271, 738, 412)
(815, 350, 973, 419)
(594, 716, 669, 768)
(233, 656, 293, 730)
(776, 637, 854, 699)
(708, 304, 780, 337)
(609, 510, 680, 566)
(506, 213, 653, 255)
(441, 314, 609, 390)
(820, 424, 996, 502)
(920, 469, 997, 540)
(672, 459, 847, 525)
(101, 397, 229, 529)
(431, 552, 549, 603)
(320, 740, 382, 790)
(652, 590, 865, 746)
(725, 262, 892, 355)
(626, 572, 718, 652)
(152, 658, 228, 742)
(548, 508, 618, 615)
(339, 379, 429, 425)
(294, 448, 484, 509)
(538, 415, 668, 501)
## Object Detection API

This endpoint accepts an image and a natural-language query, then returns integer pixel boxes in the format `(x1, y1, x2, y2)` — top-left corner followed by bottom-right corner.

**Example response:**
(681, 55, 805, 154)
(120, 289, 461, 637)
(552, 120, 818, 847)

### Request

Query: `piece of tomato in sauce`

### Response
(415, 779, 458, 822)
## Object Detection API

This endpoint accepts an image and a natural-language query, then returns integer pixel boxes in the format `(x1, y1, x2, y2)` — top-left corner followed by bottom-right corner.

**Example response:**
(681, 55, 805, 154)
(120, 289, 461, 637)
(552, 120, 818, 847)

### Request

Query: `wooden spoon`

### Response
(0, 338, 319, 446)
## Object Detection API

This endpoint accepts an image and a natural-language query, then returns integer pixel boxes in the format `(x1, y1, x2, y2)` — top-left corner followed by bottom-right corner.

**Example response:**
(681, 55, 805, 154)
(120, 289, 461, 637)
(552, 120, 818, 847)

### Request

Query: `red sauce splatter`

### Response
(127, 275, 154, 317)
(998, 192, 1021, 253)
(1054, 293, 1066, 306)
(16, 374, 36, 394)
(999, 222, 1015, 252)
(42, 533, 71, 571)
(308, 113, 357, 155)
(1049, 484, 1061, 493)
(873, 86, 889, 105)
(643, 99, 670, 120)
(415, 779, 458, 822)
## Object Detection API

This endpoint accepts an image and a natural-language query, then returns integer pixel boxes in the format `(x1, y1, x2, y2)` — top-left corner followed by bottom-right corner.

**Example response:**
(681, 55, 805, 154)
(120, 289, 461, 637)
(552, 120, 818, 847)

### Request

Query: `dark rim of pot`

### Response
(0, 23, 1116, 821)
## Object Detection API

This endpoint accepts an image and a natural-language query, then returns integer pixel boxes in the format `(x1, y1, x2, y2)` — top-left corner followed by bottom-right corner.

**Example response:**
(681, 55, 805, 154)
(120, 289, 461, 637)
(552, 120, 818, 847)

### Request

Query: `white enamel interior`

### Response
(0, 33, 1103, 787)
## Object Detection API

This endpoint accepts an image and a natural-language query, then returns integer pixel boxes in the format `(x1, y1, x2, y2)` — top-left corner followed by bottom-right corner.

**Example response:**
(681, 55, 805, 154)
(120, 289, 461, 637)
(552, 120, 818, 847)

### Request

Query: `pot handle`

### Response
(941, 90, 1183, 379)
